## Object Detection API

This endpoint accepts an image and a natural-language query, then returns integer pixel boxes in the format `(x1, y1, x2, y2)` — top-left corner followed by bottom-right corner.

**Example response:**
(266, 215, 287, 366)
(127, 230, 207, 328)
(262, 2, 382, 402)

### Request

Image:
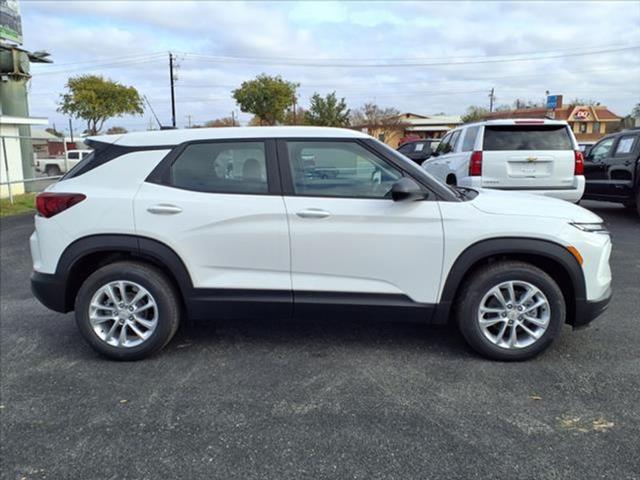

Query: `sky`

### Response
(16, 0, 640, 134)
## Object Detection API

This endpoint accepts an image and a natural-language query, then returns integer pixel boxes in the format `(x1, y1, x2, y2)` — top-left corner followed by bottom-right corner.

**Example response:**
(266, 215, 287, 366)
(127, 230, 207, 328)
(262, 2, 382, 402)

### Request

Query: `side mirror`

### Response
(391, 177, 426, 201)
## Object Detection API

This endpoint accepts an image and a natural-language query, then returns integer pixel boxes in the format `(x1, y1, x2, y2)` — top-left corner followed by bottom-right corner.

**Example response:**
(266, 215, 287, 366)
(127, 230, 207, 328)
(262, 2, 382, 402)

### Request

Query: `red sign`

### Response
(574, 109, 590, 120)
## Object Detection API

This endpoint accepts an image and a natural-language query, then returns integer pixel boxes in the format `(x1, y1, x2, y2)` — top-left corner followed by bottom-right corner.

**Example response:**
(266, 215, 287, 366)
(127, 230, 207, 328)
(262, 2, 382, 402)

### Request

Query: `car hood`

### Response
(469, 188, 602, 223)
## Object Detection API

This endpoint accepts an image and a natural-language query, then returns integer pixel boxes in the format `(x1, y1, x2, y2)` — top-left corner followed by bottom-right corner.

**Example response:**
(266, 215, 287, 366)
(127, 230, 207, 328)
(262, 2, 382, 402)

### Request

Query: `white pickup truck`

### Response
(35, 149, 92, 176)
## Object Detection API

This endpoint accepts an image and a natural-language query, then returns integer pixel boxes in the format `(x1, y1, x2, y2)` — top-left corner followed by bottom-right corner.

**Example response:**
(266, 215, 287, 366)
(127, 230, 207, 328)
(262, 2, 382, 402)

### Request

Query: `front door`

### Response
(278, 139, 444, 318)
(584, 137, 616, 197)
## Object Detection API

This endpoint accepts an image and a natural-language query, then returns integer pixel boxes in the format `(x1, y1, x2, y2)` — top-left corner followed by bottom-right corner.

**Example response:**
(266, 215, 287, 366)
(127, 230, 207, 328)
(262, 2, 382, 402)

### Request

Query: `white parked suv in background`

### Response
(30, 127, 611, 361)
(422, 119, 585, 202)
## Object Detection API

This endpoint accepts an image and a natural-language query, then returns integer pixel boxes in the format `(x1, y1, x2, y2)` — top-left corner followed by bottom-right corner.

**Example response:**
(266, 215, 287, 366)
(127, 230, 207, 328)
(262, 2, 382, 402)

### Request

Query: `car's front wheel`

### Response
(75, 261, 181, 360)
(456, 261, 565, 361)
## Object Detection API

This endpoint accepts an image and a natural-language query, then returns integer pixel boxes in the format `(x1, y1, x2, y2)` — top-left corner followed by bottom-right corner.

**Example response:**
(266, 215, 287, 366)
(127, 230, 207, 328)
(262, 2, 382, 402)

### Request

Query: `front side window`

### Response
(589, 138, 614, 161)
(286, 141, 402, 198)
(436, 133, 452, 154)
(170, 141, 268, 194)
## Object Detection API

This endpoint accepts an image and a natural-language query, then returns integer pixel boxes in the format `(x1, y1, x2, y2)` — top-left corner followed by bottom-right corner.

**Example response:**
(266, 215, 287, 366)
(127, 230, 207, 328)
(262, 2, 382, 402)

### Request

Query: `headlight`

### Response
(570, 222, 609, 234)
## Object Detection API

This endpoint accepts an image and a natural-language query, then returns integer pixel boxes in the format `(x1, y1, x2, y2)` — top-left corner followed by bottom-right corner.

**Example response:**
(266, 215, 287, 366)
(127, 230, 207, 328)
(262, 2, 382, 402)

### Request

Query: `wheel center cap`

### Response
(508, 311, 518, 321)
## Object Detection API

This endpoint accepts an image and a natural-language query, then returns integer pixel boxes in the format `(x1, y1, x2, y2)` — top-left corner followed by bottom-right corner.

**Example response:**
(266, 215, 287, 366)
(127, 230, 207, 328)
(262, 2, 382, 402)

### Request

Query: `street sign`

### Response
(0, 0, 22, 45)
(546, 95, 562, 110)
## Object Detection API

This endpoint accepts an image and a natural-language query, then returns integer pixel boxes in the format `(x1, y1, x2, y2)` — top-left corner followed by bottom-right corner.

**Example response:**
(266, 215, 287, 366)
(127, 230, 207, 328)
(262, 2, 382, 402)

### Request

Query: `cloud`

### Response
(18, 1, 640, 131)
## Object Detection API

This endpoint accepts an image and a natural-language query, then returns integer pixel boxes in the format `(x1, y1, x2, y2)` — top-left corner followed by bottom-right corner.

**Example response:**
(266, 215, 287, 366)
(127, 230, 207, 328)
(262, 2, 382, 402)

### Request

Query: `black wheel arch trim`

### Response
(435, 237, 587, 325)
(51, 234, 194, 312)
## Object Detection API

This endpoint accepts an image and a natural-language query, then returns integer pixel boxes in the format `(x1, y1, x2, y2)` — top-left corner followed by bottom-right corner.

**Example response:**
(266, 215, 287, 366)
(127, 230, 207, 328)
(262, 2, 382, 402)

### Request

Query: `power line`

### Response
(178, 45, 639, 68)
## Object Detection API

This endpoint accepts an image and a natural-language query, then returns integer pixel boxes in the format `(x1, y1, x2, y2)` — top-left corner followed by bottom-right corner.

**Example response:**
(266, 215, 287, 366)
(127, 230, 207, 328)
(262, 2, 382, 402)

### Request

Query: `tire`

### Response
(74, 261, 181, 360)
(455, 261, 565, 361)
(45, 165, 61, 177)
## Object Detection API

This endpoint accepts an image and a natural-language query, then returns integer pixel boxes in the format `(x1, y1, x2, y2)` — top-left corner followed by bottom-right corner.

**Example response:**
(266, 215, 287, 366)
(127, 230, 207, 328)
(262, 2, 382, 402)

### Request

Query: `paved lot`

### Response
(1, 201, 639, 480)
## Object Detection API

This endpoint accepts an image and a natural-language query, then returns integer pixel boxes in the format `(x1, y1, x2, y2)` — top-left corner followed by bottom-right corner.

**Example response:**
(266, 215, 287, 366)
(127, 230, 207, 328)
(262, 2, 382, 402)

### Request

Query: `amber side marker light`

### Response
(567, 246, 584, 266)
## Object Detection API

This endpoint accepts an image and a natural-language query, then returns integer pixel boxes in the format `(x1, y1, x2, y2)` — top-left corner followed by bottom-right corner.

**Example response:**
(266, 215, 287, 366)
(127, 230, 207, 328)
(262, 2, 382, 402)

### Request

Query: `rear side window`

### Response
(483, 125, 572, 151)
(461, 127, 479, 152)
(615, 135, 638, 156)
(170, 142, 267, 194)
(67, 152, 79, 160)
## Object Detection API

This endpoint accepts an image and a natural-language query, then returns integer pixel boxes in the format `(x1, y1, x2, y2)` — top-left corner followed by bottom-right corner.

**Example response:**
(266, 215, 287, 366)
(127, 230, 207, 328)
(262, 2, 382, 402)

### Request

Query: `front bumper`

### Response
(31, 271, 69, 313)
(573, 287, 612, 329)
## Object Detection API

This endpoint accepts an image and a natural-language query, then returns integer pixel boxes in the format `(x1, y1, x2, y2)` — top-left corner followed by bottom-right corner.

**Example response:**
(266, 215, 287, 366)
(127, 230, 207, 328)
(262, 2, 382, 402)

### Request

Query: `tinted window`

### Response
(436, 133, 452, 154)
(615, 135, 638, 156)
(286, 141, 402, 198)
(483, 125, 572, 151)
(590, 138, 614, 161)
(448, 131, 461, 152)
(461, 127, 479, 152)
(67, 152, 79, 160)
(170, 142, 267, 194)
(398, 143, 413, 154)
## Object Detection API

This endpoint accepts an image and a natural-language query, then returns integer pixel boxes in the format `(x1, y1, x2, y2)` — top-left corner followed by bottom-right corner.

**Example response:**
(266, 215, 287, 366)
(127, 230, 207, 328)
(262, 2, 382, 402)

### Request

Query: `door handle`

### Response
(296, 208, 331, 219)
(147, 204, 183, 215)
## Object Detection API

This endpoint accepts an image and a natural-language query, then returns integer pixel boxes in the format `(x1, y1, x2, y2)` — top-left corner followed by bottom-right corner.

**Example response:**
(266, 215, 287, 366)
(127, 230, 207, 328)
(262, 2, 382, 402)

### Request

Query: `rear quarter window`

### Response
(483, 125, 572, 151)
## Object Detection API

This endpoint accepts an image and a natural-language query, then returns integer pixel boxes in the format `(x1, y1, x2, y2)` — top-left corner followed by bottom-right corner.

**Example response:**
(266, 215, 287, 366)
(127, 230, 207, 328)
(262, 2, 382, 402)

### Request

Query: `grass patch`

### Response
(0, 193, 36, 218)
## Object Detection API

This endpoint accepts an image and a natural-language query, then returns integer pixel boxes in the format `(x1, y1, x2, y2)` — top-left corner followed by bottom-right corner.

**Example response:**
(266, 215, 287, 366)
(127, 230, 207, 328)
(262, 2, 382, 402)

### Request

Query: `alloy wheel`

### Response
(477, 280, 550, 349)
(88, 280, 158, 348)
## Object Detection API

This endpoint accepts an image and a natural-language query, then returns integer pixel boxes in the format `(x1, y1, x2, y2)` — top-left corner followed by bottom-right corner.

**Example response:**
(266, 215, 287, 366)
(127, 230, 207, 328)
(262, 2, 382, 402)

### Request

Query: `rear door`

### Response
(134, 139, 291, 316)
(481, 124, 575, 189)
(604, 134, 639, 198)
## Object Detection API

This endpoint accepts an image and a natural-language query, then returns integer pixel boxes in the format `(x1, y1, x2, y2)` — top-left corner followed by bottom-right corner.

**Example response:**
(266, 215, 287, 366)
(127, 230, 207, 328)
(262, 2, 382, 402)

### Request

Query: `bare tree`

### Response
(350, 103, 407, 139)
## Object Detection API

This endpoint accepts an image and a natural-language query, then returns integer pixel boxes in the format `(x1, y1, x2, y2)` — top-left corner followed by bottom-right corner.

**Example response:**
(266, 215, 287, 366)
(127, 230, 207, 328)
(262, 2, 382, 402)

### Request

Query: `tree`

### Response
(631, 103, 640, 119)
(232, 74, 298, 126)
(461, 105, 490, 123)
(45, 127, 63, 138)
(106, 126, 128, 134)
(58, 75, 144, 135)
(305, 91, 350, 127)
(569, 98, 599, 106)
(284, 106, 309, 125)
(203, 117, 238, 128)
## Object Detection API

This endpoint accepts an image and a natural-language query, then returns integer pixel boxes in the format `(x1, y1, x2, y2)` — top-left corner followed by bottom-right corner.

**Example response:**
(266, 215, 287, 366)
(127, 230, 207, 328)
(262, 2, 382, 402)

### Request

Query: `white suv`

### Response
(30, 127, 611, 361)
(422, 119, 585, 202)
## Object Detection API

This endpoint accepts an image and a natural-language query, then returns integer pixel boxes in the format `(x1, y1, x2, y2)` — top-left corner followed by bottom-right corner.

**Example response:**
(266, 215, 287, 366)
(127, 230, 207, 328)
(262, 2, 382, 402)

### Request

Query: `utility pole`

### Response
(231, 110, 236, 126)
(169, 53, 176, 128)
(292, 95, 297, 125)
(489, 87, 495, 113)
(185, 114, 192, 128)
(68, 118, 74, 142)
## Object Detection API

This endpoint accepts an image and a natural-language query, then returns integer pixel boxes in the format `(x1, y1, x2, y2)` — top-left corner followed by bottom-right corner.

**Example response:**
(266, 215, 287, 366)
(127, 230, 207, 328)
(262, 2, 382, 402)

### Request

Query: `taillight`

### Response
(574, 150, 584, 175)
(36, 192, 86, 218)
(469, 151, 483, 176)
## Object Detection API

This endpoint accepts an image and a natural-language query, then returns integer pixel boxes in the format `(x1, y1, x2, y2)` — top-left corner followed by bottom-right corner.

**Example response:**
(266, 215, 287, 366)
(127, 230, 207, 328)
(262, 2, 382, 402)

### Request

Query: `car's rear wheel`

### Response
(75, 261, 180, 360)
(456, 261, 565, 361)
